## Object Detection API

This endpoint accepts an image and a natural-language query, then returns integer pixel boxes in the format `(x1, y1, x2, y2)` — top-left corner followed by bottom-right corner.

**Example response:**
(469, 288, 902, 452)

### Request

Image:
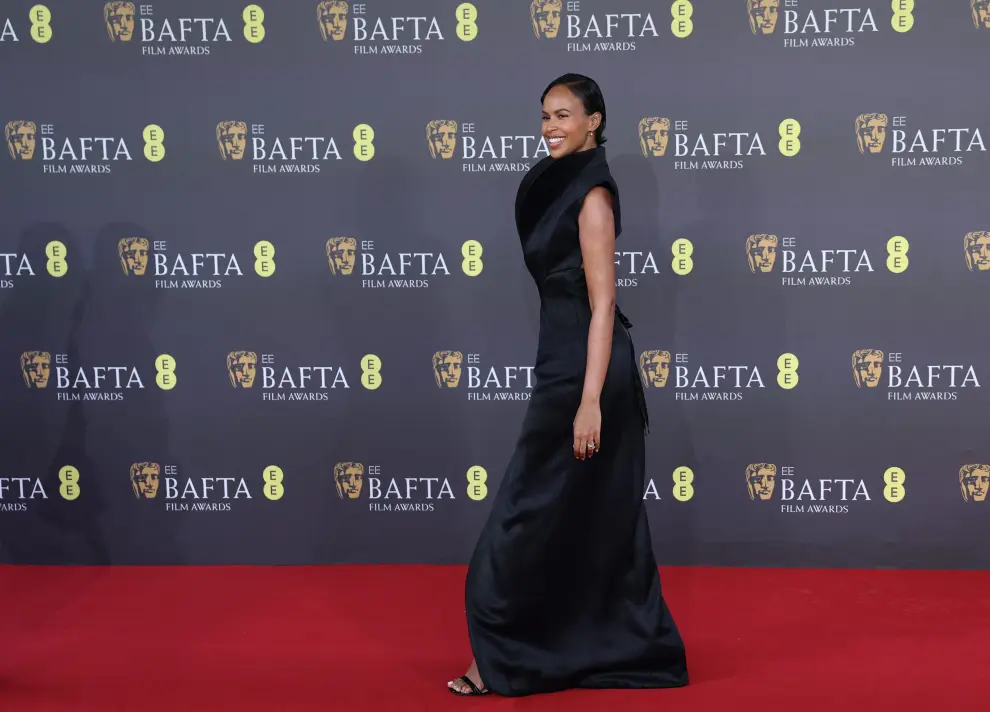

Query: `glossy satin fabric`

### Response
(464, 147, 689, 696)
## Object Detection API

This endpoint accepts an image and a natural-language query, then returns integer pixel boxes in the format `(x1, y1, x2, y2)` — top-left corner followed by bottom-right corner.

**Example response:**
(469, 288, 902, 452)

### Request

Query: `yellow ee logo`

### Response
(672, 466, 694, 501)
(59, 465, 80, 501)
(778, 119, 801, 156)
(353, 124, 375, 161)
(777, 353, 798, 389)
(671, 238, 693, 275)
(671, 1, 693, 38)
(467, 465, 487, 500)
(243, 5, 265, 43)
(263, 465, 284, 501)
(886, 236, 908, 273)
(29, 5, 52, 43)
(461, 240, 483, 276)
(883, 466, 905, 502)
(891, 0, 913, 33)
(46, 240, 67, 277)
(143, 124, 165, 162)
(155, 354, 176, 390)
(456, 3, 478, 41)
(361, 354, 382, 390)
(254, 240, 275, 277)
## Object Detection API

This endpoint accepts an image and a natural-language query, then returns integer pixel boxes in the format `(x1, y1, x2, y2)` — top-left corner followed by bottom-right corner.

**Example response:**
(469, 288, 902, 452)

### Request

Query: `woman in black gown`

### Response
(448, 74, 689, 698)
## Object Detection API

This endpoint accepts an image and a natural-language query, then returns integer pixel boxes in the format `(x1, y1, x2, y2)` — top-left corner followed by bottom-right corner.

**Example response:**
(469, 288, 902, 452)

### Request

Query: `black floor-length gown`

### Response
(464, 145, 689, 696)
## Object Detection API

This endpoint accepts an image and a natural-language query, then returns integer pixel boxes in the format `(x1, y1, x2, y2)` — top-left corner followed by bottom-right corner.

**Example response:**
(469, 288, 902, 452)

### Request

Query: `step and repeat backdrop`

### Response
(1, 0, 988, 568)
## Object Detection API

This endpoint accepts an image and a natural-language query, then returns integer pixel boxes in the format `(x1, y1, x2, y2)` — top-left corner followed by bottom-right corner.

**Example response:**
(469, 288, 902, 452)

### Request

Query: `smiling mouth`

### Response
(547, 137, 565, 147)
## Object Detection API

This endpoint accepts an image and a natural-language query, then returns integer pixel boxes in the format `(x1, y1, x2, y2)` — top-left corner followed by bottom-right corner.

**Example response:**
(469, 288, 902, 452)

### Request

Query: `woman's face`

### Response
(541, 85, 599, 158)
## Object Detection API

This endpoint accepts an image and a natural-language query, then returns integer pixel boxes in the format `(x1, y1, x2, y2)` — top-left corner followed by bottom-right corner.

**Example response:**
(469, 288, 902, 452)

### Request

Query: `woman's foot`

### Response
(448, 659, 488, 695)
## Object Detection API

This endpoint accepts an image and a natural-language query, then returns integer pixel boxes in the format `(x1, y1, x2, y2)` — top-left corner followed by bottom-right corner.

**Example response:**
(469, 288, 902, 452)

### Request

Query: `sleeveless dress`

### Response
(464, 146, 689, 696)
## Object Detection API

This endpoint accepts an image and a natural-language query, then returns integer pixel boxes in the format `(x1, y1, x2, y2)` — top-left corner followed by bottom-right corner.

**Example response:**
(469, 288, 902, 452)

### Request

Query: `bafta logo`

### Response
(747, 0, 779, 34)
(638, 118, 670, 157)
(217, 121, 248, 160)
(973, 0, 990, 29)
(227, 351, 258, 388)
(852, 349, 884, 388)
(20, 351, 51, 389)
(327, 237, 357, 276)
(746, 463, 776, 500)
(746, 234, 778, 273)
(5, 121, 37, 160)
(104, 1, 136, 42)
(130, 462, 161, 499)
(964, 232, 990, 272)
(433, 350, 463, 388)
(639, 350, 671, 388)
(119, 237, 150, 276)
(530, 0, 561, 38)
(334, 461, 364, 499)
(960, 464, 990, 502)
(855, 113, 888, 154)
(426, 120, 457, 160)
(317, 0, 348, 41)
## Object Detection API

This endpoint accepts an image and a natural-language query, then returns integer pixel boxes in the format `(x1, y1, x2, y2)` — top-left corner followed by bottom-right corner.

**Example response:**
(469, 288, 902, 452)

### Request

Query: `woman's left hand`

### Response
(573, 400, 602, 460)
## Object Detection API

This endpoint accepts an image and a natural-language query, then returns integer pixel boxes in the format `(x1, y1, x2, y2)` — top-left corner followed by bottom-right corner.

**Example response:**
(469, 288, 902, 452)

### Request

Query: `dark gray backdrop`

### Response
(1, 0, 988, 568)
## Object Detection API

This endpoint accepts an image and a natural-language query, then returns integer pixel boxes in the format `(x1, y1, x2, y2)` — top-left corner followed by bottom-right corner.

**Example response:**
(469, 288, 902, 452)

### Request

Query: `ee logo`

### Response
(263, 465, 284, 501)
(353, 124, 375, 161)
(891, 0, 913, 33)
(455, 3, 478, 41)
(671, 1, 693, 38)
(30, 5, 52, 43)
(59, 465, 80, 501)
(361, 354, 382, 390)
(254, 240, 275, 277)
(886, 236, 909, 273)
(671, 238, 693, 275)
(461, 240, 483, 276)
(777, 353, 799, 389)
(143, 124, 165, 162)
(155, 354, 176, 390)
(46, 240, 67, 277)
(467, 465, 487, 500)
(778, 119, 801, 157)
(884, 467, 905, 503)
(243, 5, 265, 43)
(672, 466, 694, 501)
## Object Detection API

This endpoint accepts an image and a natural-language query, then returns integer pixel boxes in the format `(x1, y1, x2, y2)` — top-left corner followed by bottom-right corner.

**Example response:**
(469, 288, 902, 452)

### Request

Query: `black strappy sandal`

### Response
(448, 675, 490, 696)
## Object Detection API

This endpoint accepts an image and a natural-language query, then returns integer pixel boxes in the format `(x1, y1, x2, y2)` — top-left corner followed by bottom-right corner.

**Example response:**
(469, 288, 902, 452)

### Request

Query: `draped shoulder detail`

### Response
(514, 146, 621, 243)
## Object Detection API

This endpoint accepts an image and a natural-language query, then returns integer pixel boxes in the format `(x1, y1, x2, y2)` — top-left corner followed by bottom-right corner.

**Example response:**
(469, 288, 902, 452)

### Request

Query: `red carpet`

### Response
(0, 565, 986, 711)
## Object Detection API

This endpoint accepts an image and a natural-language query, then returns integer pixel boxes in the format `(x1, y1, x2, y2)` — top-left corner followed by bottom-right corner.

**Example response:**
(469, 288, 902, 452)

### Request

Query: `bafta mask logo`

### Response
(334, 461, 364, 499)
(118, 237, 150, 276)
(217, 121, 248, 161)
(317, 0, 348, 41)
(426, 120, 458, 160)
(638, 118, 671, 157)
(959, 464, 990, 502)
(639, 350, 671, 388)
(852, 349, 884, 388)
(530, 0, 562, 38)
(746, 234, 778, 273)
(227, 351, 258, 388)
(130, 462, 161, 499)
(5, 121, 37, 160)
(326, 237, 357, 276)
(855, 113, 888, 154)
(748, 0, 779, 34)
(746, 463, 776, 500)
(973, 0, 990, 28)
(964, 231, 990, 272)
(104, 1, 136, 42)
(20, 351, 51, 389)
(433, 350, 463, 388)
